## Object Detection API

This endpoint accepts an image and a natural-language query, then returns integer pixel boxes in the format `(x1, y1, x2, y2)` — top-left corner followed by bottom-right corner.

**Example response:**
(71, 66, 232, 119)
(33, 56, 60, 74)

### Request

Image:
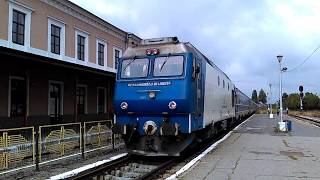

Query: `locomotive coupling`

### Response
(143, 121, 157, 135)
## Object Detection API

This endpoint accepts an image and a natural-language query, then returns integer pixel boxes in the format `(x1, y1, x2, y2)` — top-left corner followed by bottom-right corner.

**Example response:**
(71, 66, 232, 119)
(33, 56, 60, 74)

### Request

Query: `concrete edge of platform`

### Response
(48, 153, 128, 180)
(165, 114, 255, 180)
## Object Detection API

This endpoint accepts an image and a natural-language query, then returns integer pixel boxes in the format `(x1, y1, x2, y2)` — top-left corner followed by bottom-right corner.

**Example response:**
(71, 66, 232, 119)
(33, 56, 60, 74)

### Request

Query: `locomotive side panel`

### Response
(203, 63, 235, 128)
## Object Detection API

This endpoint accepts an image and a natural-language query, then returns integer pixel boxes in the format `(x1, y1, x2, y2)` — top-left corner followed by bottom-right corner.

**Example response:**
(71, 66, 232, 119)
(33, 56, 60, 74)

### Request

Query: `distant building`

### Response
(0, 0, 141, 128)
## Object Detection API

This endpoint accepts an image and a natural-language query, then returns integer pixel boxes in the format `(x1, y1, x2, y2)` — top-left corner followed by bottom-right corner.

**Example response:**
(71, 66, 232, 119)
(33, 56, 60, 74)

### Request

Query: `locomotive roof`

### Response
(123, 37, 231, 81)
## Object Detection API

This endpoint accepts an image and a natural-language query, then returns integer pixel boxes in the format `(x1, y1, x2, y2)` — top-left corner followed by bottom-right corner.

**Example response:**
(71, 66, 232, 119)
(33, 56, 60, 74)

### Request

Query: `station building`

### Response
(0, 0, 141, 128)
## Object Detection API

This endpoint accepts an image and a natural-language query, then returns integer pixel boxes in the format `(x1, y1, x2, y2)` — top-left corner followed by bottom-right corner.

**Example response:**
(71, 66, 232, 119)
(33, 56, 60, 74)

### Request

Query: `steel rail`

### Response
(137, 158, 175, 180)
(290, 114, 320, 127)
(69, 154, 175, 180)
(69, 155, 131, 180)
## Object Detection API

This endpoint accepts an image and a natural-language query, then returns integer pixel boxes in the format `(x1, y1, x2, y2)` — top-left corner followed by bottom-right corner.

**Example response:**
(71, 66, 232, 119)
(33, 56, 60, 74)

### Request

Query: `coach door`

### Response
(196, 61, 203, 116)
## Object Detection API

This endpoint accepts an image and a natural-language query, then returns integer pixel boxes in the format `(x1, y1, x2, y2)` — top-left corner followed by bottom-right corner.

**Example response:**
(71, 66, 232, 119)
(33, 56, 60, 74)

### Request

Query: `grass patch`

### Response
(288, 155, 298, 160)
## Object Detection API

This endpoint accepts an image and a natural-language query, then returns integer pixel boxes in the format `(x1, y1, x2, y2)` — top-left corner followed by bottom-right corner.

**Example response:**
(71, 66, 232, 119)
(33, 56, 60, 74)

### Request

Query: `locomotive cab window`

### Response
(121, 58, 149, 78)
(153, 56, 184, 77)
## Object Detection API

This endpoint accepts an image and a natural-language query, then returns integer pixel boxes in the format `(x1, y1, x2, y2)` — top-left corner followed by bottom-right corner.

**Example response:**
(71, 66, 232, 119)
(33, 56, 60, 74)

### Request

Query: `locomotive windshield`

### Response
(121, 58, 149, 78)
(153, 56, 184, 77)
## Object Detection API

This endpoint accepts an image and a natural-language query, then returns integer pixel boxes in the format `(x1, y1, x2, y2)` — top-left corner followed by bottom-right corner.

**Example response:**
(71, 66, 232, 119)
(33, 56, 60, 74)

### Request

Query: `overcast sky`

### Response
(70, 0, 320, 102)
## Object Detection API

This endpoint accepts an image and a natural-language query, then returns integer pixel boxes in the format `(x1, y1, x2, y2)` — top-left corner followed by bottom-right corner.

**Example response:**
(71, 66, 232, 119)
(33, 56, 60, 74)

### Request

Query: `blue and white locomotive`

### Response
(112, 37, 257, 156)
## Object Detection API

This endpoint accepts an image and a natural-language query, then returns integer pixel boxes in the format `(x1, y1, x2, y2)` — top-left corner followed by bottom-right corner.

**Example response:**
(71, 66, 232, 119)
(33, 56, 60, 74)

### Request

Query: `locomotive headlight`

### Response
(120, 102, 128, 110)
(168, 101, 177, 110)
(149, 91, 156, 99)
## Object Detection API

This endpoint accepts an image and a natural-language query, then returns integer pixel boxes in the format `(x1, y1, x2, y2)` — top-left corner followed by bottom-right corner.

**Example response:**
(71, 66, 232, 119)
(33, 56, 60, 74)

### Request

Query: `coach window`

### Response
(218, 76, 220, 86)
(9, 77, 26, 117)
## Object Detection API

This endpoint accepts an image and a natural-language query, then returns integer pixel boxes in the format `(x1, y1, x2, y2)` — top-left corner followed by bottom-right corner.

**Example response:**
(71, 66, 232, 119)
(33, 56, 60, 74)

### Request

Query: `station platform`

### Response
(181, 114, 320, 180)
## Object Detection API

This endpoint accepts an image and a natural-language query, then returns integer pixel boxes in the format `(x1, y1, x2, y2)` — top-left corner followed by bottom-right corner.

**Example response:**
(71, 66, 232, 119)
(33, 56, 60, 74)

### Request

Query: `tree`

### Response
(303, 92, 319, 110)
(258, 89, 267, 104)
(251, 90, 258, 103)
(285, 93, 300, 110)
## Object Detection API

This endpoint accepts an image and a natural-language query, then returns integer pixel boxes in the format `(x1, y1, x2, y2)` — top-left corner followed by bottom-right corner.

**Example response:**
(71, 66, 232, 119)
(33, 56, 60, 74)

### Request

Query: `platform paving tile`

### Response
(181, 114, 320, 180)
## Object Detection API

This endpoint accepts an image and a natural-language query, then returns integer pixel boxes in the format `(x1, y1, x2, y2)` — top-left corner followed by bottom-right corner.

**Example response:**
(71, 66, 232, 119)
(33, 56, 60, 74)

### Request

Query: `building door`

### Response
(49, 82, 62, 124)
(10, 77, 26, 117)
(97, 88, 106, 114)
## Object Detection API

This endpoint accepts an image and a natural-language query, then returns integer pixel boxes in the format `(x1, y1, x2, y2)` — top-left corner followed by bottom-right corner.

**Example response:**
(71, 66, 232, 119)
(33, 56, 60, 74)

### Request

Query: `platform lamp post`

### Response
(269, 83, 273, 118)
(277, 55, 287, 131)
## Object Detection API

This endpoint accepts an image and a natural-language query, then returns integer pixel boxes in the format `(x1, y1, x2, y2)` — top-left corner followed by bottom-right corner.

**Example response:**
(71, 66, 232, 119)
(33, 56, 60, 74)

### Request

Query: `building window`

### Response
(98, 43, 104, 66)
(218, 76, 220, 86)
(48, 18, 65, 56)
(228, 83, 230, 90)
(223, 80, 225, 88)
(115, 49, 120, 69)
(10, 77, 26, 117)
(97, 88, 106, 114)
(77, 35, 85, 61)
(8, 1, 32, 47)
(77, 86, 87, 115)
(75, 29, 89, 62)
(12, 10, 25, 45)
(113, 47, 122, 69)
(51, 24, 61, 54)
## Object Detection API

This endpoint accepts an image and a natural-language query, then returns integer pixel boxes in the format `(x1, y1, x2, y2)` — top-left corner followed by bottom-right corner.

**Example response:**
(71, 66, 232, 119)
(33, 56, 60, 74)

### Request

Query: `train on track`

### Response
(112, 37, 257, 156)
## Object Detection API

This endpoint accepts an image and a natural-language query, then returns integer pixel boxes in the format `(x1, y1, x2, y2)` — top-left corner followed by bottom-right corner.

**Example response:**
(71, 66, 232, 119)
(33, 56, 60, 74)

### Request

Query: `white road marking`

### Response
(166, 114, 255, 180)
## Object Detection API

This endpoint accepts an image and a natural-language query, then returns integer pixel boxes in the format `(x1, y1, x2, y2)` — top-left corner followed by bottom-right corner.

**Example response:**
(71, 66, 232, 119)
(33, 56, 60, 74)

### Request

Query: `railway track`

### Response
(289, 114, 320, 127)
(67, 116, 252, 180)
(70, 155, 175, 180)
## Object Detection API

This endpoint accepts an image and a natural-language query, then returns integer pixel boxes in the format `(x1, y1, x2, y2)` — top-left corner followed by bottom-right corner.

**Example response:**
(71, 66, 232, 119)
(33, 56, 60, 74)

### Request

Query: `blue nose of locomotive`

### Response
(113, 79, 193, 113)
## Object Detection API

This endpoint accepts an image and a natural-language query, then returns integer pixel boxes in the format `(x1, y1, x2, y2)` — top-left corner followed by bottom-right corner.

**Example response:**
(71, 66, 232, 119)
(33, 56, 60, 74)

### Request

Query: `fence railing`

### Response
(0, 120, 124, 174)
(84, 120, 112, 152)
(0, 127, 35, 170)
(39, 123, 81, 162)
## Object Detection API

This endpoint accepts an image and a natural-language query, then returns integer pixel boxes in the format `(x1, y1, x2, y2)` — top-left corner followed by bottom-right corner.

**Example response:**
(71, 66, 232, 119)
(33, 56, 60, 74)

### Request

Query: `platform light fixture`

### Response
(277, 55, 283, 63)
(277, 54, 286, 130)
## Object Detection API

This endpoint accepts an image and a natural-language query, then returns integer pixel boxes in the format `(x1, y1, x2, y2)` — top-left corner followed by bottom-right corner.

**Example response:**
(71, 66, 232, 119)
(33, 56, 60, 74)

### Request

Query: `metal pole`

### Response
(35, 126, 40, 171)
(280, 67, 283, 121)
(269, 83, 272, 115)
